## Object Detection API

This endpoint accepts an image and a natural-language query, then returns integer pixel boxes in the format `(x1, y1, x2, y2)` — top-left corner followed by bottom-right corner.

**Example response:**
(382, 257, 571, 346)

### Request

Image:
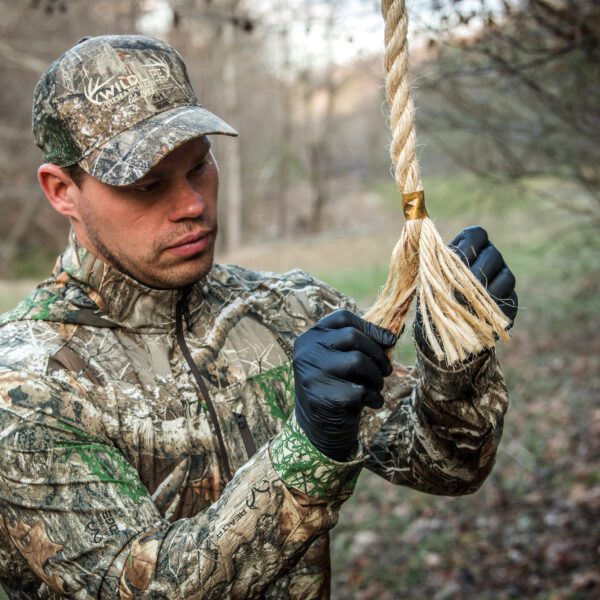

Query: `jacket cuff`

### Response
(415, 341, 497, 401)
(270, 414, 363, 500)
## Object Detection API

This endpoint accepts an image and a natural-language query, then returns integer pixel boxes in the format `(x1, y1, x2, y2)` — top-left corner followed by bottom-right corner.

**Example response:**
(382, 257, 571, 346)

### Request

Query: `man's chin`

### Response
(135, 256, 215, 290)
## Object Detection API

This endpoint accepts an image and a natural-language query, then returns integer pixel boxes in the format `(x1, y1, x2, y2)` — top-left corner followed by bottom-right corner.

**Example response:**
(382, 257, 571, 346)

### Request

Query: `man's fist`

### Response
(293, 309, 396, 462)
(415, 226, 518, 359)
(449, 226, 518, 324)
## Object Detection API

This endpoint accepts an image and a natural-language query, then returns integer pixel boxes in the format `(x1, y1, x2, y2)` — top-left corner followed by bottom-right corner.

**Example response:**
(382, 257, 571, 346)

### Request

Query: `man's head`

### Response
(33, 34, 237, 289)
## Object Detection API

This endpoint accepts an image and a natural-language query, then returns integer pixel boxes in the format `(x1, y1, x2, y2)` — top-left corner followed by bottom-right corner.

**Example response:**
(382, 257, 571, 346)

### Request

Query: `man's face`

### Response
(71, 136, 219, 289)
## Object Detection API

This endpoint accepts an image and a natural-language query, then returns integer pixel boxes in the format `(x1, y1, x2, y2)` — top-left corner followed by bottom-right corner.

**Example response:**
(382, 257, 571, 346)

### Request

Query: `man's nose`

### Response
(168, 180, 206, 221)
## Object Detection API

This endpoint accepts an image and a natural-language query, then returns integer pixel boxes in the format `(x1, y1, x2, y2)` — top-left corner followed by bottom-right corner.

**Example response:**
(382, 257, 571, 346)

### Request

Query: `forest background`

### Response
(0, 0, 598, 598)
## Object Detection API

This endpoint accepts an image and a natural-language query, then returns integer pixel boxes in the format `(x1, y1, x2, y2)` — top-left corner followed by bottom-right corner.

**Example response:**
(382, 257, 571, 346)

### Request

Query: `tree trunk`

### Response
(222, 18, 243, 253)
(305, 5, 337, 234)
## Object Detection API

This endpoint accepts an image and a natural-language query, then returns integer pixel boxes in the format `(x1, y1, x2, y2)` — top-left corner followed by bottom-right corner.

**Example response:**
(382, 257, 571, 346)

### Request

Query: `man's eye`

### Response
(191, 160, 208, 175)
(133, 181, 161, 193)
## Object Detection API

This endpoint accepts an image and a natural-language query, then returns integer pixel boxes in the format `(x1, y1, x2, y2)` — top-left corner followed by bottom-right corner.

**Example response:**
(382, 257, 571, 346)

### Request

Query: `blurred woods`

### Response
(0, 0, 393, 277)
(417, 0, 600, 227)
(1, 0, 597, 278)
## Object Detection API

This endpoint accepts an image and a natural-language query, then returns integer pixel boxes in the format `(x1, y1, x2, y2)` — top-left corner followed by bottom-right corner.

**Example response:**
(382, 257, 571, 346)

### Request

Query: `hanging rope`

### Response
(363, 0, 511, 365)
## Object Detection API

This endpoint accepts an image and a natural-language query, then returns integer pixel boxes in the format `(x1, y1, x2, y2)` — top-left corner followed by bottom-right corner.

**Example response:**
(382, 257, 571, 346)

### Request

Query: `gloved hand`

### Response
(415, 226, 518, 357)
(294, 309, 396, 462)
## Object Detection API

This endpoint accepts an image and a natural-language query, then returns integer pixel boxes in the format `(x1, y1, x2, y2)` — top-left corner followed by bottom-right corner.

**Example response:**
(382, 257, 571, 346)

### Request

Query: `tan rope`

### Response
(363, 0, 510, 364)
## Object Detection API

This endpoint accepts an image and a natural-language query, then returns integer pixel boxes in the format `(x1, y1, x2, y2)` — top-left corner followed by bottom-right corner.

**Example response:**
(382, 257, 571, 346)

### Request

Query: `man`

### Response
(0, 35, 517, 599)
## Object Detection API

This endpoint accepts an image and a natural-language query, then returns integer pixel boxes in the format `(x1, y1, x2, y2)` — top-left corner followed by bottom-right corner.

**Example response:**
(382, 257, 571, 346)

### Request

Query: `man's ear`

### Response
(37, 163, 81, 219)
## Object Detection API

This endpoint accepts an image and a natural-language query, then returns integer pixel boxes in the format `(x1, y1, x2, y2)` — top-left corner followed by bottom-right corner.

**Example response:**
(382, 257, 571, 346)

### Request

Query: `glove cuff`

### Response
(271, 413, 364, 500)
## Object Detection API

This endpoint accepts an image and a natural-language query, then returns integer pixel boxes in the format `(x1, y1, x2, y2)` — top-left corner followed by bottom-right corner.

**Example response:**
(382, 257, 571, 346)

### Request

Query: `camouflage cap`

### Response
(32, 35, 238, 186)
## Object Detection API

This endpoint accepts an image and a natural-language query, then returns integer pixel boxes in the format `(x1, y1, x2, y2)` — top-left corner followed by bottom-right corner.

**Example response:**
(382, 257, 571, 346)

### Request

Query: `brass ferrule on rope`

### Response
(402, 190, 428, 221)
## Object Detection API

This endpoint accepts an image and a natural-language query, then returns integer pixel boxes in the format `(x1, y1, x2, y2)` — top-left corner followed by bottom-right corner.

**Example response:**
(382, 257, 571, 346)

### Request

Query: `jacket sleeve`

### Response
(297, 274, 509, 496)
(0, 371, 362, 599)
(359, 341, 509, 495)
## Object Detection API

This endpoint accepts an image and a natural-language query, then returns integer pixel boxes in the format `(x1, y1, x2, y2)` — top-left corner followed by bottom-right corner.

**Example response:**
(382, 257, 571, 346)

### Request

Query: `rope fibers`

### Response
(363, 0, 510, 364)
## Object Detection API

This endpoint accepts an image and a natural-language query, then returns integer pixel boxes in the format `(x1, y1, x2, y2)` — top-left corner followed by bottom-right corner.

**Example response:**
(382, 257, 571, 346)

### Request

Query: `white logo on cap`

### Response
(84, 54, 171, 106)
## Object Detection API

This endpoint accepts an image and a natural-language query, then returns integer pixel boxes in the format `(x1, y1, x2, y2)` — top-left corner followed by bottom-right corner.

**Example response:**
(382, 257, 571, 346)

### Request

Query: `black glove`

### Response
(294, 309, 396, 462)
(415, 226, 518, 357)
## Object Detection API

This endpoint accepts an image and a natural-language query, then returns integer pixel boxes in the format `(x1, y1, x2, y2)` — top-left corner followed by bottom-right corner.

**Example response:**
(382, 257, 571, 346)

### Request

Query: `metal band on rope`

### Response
(402, 191, 428, 220)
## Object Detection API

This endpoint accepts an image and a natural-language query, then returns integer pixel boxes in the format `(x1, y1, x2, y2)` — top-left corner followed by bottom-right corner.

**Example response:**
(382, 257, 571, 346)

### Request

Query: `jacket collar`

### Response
(55, 231, 198, 331)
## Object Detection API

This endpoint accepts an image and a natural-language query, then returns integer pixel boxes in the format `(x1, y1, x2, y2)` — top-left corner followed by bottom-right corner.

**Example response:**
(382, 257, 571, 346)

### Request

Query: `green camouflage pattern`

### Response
(271, 416, 362, 500)
(32, 35, 237, 185)
(0, 233, 509, 598)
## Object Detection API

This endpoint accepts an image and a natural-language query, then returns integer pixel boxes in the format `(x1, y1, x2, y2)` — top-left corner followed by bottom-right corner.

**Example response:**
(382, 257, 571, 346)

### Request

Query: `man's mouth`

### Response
(165, 230, 214, 258)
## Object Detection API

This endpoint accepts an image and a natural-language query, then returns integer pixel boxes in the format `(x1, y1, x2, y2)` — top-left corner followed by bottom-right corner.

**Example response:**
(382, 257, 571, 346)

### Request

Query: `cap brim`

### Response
(79, 105, 238, 186)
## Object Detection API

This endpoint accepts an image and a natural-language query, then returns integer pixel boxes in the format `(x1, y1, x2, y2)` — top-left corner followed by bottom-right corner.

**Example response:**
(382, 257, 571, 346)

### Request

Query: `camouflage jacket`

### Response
(0, 234, 508, 599)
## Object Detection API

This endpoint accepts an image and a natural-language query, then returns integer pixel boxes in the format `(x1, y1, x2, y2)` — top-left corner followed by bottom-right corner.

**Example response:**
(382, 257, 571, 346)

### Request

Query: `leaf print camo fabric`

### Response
(0, 232, 509, 599)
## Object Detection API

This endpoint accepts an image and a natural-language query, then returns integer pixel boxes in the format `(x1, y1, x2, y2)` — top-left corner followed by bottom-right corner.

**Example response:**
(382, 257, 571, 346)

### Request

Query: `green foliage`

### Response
(312, 263, 390, 308)
(373, 174, 533, 220)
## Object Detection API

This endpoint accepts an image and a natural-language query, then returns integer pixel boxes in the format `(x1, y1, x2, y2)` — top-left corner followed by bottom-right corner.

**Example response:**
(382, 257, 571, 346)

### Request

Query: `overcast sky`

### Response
(138, 0, 392, 67)
(137, 0, 506, 68)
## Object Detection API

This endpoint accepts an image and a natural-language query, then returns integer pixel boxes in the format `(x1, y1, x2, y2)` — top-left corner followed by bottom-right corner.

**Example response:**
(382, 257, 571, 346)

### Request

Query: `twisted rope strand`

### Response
(364, 0, 510, 364)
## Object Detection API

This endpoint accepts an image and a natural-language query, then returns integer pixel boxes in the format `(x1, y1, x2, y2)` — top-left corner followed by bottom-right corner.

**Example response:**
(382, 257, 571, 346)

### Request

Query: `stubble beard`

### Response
(80, 220, 216, 289)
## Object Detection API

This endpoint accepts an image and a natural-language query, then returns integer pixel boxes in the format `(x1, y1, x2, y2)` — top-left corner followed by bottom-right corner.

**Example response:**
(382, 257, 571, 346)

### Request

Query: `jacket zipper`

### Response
(175, 297, 233, 482)
(233, 412, 257, 459)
